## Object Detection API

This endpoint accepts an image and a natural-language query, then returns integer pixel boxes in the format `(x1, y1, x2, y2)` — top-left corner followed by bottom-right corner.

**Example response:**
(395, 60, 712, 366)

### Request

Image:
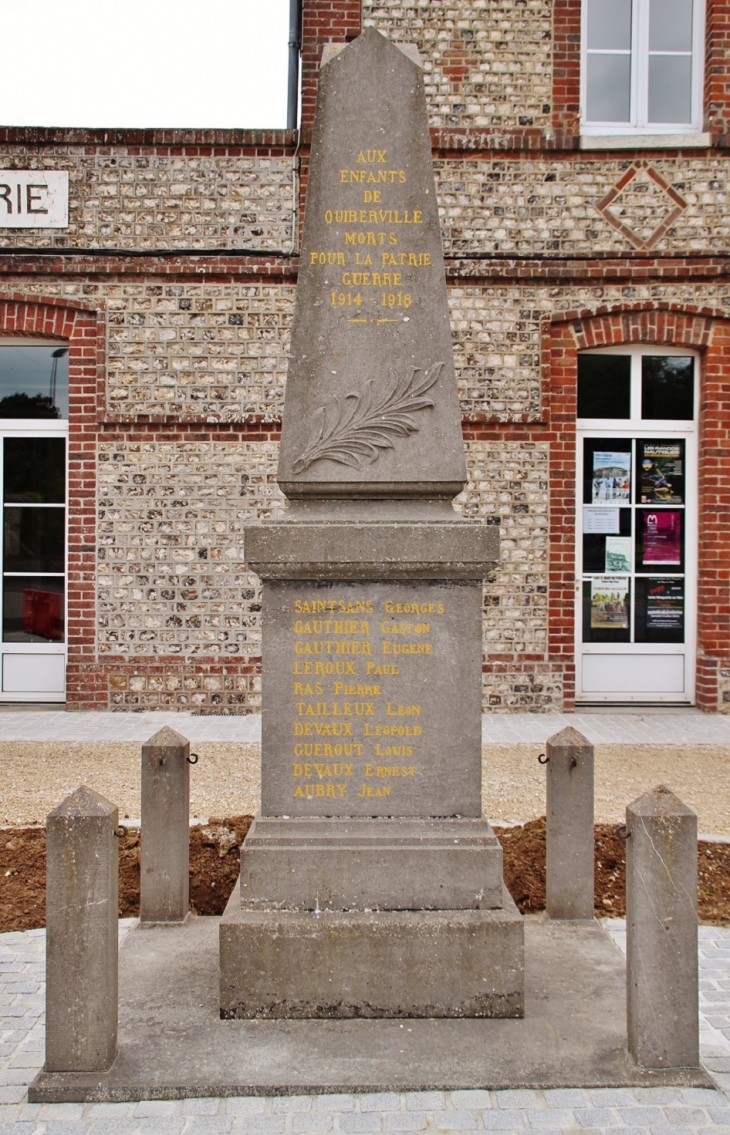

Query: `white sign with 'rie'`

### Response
(0, 171, 69, 228)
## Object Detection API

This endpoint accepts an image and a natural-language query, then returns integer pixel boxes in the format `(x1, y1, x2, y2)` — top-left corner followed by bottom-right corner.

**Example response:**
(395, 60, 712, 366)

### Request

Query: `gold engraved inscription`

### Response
(304, 145, 433, 322)
(289, 594, 448, 801)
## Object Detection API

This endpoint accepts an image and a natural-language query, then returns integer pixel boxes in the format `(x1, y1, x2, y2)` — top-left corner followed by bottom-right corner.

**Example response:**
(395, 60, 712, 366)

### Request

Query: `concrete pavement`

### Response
(1, 709, 730, 745)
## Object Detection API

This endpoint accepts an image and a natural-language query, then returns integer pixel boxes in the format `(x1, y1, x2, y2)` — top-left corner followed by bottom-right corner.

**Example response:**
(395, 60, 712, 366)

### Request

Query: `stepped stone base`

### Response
(219, 881, 524, 1019)
(28, 916, 712, 1101)
(238, 815, 504, 911)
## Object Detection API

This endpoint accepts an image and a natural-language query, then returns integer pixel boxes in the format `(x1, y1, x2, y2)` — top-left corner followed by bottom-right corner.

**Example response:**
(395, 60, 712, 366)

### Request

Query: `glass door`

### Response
(575, 348, 697, 704)
(0, 344, 68, 702)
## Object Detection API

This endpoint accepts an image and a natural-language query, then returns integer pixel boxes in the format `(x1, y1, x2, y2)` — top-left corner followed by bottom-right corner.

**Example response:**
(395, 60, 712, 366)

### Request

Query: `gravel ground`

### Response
(483, 743, 730, 833)
(0, 743, 261, 826)
(1, 741, 729, 834)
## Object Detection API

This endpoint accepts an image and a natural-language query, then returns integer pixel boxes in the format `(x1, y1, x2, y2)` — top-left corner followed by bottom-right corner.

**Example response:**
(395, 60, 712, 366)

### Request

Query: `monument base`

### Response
(219, 881, 524, 1019)
(238, 815, 504, 911)
(29, 915, 713, 1101)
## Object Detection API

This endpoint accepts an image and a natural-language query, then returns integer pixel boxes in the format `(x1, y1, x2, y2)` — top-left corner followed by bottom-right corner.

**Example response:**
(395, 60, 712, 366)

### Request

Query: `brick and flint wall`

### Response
(2, 0, 730, 712)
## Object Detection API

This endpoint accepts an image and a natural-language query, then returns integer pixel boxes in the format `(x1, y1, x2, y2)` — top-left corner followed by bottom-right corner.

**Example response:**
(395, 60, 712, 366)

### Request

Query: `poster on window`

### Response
(646, 579, 684, 632)
(643, 510, 681, 565)
(583, 507, 620, 534)
(592, 452, 631, 503)
(590, 576, 629, 630)
(605, 536, 632, 573)
(639, 442, 684, 504)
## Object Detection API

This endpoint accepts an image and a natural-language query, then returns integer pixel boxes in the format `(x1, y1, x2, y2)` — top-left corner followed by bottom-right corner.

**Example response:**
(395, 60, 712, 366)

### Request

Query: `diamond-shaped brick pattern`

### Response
(596, 163, 688, 251)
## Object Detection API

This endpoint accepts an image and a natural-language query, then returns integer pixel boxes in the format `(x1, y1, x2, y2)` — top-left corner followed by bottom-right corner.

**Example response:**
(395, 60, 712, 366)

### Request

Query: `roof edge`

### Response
(0, 126, 299, 148)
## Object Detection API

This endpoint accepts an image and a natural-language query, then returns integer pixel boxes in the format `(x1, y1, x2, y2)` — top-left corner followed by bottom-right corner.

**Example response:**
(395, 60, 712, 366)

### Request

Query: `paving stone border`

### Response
(2, 921, 730, 1131)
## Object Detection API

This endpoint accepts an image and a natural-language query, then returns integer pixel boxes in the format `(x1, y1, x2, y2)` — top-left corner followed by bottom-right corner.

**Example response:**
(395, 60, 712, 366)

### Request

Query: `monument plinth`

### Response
(219, 29, 524, 1019)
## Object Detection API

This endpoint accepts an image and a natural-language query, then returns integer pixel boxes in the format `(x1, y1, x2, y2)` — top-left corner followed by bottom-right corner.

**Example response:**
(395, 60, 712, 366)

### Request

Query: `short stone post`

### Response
(626, 784, 699, 1069)
(545, 726, 594, 920)
(140, 726, 190, 923)
(45, 786, 118, 1072)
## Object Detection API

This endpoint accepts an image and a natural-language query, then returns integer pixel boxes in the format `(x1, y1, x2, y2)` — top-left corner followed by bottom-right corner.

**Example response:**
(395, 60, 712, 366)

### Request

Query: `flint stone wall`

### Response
(105, 283, 295, 422)
(97, 439, 284, 665)
(1, 0, 728, 713)
(7, 277, 730, 424)
(3, 274, 728, 710)
(362, 0, 553, 133)
(720, 668, 730, 709)
(96, 438, 548, 711)
(0, 148, 293, 251)
(435, 157, 729, 257)
(2, 151, 727, 260)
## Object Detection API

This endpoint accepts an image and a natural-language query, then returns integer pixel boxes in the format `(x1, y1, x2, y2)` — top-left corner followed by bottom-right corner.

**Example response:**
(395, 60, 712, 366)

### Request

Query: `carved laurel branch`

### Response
(291, 362, 444, 474)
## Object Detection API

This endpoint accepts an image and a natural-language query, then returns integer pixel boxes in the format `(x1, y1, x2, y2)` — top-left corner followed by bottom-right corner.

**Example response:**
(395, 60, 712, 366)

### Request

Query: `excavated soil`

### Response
(496, 818, 730, 922)
(1, 815, 254, 933)
(2, 815, 730, 932)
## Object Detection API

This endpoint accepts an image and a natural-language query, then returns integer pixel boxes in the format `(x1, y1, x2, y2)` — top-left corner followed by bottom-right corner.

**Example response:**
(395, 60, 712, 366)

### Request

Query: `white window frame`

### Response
(581, 0, 706, 136)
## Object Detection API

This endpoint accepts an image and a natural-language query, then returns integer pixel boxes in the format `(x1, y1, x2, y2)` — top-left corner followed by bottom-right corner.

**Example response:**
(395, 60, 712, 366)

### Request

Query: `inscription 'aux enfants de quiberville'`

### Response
(290, 595, 444, 800)
(310, 149, 432, 317)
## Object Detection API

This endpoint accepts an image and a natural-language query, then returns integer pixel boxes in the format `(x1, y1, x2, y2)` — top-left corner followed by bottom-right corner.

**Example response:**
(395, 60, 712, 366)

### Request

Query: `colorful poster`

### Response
(592, 452, 631, 503)
(590, 576, 629, 630)
(583, 507, 620, 534)
(643, 510, 681, 565)
(640, 442, 684, 504)
(605, 536, 632, 573)
(646, 579, 684, 632)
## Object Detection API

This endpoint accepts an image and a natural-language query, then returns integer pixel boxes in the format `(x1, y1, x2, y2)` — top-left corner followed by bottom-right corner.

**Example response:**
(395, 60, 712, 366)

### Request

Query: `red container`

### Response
(22, 588, 63, 641)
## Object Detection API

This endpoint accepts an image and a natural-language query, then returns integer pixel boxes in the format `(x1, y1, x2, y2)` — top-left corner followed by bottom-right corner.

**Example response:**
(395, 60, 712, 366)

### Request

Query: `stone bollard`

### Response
(45, 786, 118, 1072)
(626, 784, 699, 1069)
(140, 726, 191, 923)
(545, 726, 594, 920)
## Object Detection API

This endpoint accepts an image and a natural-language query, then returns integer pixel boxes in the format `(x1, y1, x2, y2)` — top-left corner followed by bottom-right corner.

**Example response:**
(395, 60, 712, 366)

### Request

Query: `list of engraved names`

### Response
(291, 593, 440, 801)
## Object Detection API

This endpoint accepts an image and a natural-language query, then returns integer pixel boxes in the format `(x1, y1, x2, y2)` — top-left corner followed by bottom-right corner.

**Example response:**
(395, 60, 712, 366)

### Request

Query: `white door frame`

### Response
(575, 345, 698, 705)
(0, 422, 68, 702)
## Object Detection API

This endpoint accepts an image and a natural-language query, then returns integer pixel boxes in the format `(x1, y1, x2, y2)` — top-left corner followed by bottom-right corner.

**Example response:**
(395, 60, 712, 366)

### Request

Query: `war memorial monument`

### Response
(27, 28, 707, 1100)
(218, 28, 524, 1019)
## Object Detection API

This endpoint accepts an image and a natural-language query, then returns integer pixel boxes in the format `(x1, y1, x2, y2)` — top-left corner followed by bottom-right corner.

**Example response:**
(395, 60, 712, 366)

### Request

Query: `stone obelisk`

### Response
(219, 29, 524, 1018)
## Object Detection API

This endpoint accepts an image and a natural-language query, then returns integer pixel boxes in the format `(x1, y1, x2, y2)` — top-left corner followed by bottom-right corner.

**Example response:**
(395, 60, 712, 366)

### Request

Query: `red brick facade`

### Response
(538, 306, 730, 711)
(0, 0, 729, 712)
(551, 0, 581, 146)
(705, 0, 730, 140)
(301, 0, 361, 138)
(457, 301, 730, 713)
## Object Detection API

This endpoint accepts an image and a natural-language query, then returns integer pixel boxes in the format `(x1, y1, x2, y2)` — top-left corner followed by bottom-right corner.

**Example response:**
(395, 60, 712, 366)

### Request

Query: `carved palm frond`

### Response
(291, 362, 444, 474)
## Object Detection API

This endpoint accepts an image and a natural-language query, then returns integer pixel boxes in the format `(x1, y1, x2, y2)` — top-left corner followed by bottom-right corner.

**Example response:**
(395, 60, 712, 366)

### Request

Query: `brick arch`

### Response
(568, 307, 716, 352)
(0, 293, 94, 332)
(542, 302, 730, 712)
(540, 304, 723, 411)
(0, 293, 106, 708)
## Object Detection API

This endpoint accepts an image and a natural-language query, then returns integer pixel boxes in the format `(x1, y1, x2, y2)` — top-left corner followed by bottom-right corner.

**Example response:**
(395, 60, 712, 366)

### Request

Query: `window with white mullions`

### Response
(582, 0, 705, 133)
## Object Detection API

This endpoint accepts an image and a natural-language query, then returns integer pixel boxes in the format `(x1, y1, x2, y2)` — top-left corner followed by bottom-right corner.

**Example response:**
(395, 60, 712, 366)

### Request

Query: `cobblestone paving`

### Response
(2, 923, 730, 1132)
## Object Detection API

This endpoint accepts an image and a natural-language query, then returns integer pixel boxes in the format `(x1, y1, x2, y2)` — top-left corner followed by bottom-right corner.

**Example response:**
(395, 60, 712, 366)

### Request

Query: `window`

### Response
(581, 0, 705, 134)
(0, 345, 68, 419)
